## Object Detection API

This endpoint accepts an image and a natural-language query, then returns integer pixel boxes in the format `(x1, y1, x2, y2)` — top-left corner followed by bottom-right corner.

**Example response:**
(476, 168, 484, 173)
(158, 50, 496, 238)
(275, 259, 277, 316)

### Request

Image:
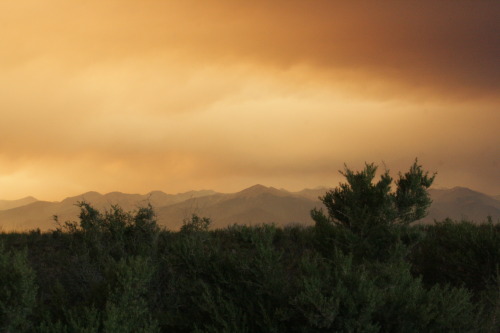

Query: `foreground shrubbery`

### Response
(1, 213, 498, 332)
(0, 161, 498, 332)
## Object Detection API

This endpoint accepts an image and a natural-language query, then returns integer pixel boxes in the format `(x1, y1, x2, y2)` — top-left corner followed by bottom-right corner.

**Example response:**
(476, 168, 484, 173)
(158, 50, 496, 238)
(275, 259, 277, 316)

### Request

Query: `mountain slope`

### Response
(157, 185, 321, 230)
(1, 186, 499, 231)
(0, 190, 217, 231)
(421, 187, 500, 223)
(0, 201, 59, 231)
(0, 196, 38, 211)
(293, 187, 331, 201)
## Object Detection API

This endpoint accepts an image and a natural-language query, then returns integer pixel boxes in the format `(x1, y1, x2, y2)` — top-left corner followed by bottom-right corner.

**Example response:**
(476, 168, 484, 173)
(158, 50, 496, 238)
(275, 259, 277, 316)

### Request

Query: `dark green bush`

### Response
(411, 219, 500, 293)
(0, 242, 37, 332)
(292, 251, 381, 332)
(103, 256, 159, 333)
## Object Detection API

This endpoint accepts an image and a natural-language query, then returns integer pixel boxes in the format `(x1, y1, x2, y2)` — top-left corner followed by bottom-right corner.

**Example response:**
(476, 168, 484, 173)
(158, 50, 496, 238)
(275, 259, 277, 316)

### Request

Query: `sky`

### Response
(0, 0, 499, 201)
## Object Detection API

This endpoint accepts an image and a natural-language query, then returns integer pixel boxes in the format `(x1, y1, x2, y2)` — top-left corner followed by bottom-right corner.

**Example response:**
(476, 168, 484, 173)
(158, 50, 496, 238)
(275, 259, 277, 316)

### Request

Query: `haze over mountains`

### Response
(0, 185, 499, 232)
(425, 187, 500, 223)
(0, 196, 38, 211)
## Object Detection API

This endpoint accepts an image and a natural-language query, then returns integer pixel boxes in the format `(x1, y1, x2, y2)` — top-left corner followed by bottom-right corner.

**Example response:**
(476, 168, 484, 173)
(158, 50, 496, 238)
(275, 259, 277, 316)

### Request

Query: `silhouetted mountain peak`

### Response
(422, 186, 500, 224)
(2, 185, 499, 232)
(0, 196, 39, 211)
(235, 184, 289, 198)
(449, 186, 479, 195)
(429, 187, 495, 204)
(61, 191, 103, 204)
(244, 184, 268, 190)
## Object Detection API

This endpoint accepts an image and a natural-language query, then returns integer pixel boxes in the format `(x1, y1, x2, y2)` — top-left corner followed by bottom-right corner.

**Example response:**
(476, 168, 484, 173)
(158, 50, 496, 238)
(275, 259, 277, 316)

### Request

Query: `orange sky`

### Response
(1, 0, 499, 200)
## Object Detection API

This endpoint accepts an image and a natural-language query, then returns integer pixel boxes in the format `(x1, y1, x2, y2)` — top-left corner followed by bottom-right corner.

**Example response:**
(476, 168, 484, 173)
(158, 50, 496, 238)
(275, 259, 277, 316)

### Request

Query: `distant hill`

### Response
(421, 187, 500, 224)
(0, 186, 499, 231)
(293, 187, 331, 201)
(157, 185, 321, 230)
(0, 190, 216, 231)
(0, 196, 38, 211)
(0, 201, 59, 231)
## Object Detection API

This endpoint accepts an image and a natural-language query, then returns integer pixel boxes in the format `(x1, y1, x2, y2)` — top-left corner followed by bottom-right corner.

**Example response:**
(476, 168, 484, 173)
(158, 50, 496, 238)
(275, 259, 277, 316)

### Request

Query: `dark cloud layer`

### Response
(3, 1, 499, 97)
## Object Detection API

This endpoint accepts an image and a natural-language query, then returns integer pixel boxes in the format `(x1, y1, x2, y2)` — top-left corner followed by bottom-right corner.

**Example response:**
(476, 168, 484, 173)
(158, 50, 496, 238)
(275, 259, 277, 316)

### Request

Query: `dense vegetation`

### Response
(0, 162, 498, 332)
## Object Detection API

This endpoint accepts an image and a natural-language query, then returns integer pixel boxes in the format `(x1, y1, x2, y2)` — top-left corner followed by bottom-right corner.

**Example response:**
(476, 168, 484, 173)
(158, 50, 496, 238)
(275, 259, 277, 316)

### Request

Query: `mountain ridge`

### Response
(0, 196, 39, 211)
(423, 187, 500, 223)
(1, 185, 499, 231)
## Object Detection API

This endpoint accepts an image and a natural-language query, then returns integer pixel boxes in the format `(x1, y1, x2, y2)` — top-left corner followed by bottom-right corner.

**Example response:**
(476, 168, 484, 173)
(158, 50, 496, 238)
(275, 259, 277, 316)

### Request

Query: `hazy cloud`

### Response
(0, 0, 498, 200)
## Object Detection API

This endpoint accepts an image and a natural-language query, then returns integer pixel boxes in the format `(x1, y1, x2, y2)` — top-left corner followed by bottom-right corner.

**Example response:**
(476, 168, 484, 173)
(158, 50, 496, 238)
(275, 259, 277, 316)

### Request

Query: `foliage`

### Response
(318, 160, 435, 236)
(60, 202, 159, 259)
(0, 242, 37, 332)
(371, 260, 476, 333)
(308, 160, 479, 332)
(0, 186, 497, 331)
(411, 219, 500, 293)
(103, 256, 159, 333)
(394, 162, 436, 223)
(180, 214, 211, 233)
(292, 251, 381, 332)
(411, 219, 500, 332)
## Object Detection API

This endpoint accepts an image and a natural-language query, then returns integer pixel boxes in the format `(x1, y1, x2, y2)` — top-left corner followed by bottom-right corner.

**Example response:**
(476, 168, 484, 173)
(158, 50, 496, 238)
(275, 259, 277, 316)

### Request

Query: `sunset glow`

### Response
(1, 0, 499, 200)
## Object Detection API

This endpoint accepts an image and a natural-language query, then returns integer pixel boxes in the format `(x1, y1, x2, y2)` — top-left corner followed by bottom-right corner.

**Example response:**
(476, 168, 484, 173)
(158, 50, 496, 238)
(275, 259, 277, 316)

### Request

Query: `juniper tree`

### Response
(315, 159, 435, 235)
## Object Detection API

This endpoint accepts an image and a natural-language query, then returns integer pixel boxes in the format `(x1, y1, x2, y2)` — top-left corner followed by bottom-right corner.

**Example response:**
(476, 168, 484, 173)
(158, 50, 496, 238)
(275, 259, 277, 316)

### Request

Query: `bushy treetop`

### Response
(318, 159, 435, 235)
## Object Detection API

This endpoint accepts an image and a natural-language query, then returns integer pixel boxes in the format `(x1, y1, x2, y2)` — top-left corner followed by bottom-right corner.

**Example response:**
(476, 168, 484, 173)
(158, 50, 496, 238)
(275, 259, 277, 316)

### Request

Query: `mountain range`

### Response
(0, 185, 499, 232)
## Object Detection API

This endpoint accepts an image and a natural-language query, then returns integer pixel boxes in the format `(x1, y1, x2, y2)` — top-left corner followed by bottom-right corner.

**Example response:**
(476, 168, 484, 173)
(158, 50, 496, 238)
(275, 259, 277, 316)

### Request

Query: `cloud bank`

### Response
(0, 1, 498, 200)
